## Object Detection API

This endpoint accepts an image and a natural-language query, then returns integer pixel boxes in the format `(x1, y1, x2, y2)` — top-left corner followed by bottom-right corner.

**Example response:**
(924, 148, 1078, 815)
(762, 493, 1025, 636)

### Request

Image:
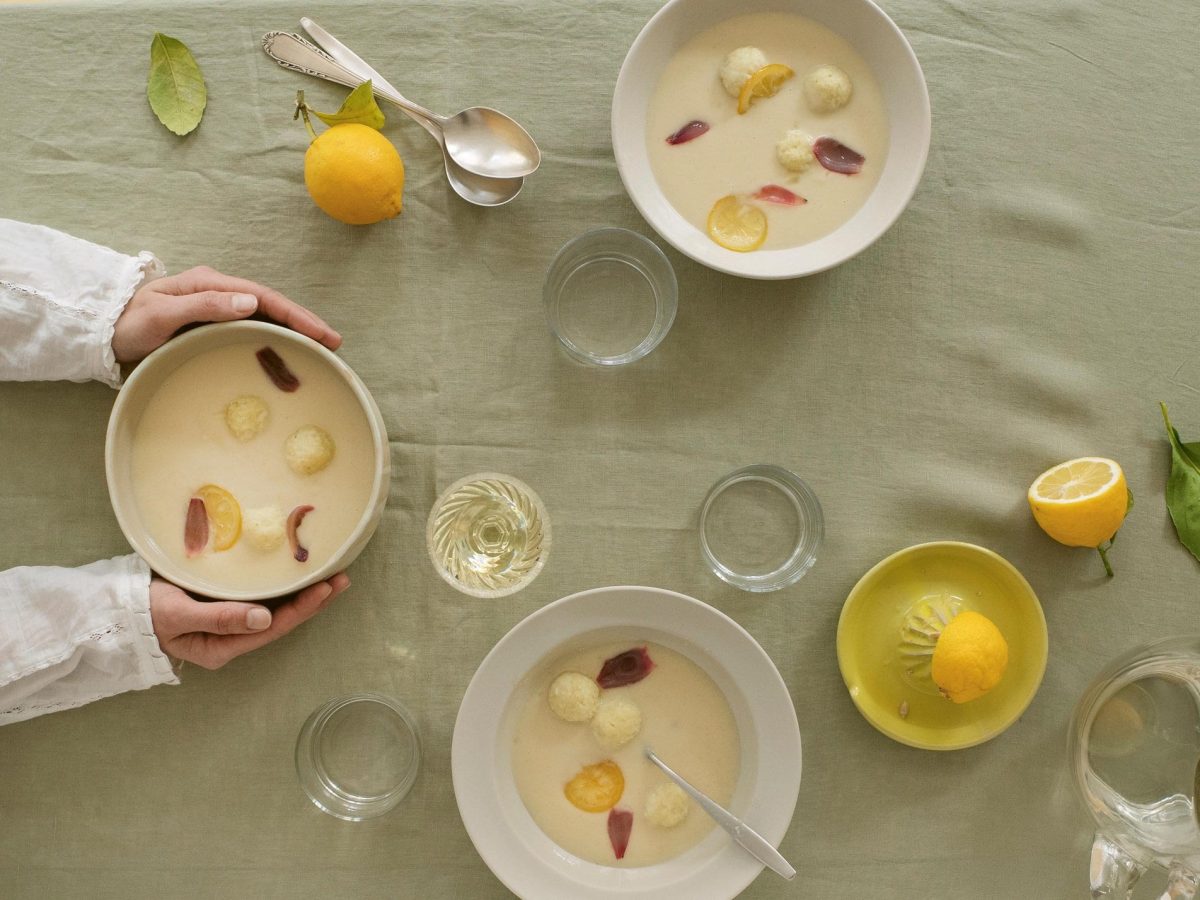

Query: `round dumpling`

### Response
(719, 46, 768, 98)
(548, 672, 600, 723)
(285, 425, 335, 476)
(591, 696, 642, 751)
(803, 65, 853, 113)
(224, 395, 269, 442)
(776, 129, 816, 173)
(645, 782, 690, 828)
(243, 506, 286, 552)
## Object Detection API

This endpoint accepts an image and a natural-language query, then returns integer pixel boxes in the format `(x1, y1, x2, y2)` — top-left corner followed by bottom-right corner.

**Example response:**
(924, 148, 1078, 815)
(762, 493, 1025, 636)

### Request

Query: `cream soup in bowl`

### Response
(612, 0, 930, 279)
(106, 322, 389, 601)
(647, 12, 889, 253)
(452, 586, 801, 900)
(513, 641, 740, 867)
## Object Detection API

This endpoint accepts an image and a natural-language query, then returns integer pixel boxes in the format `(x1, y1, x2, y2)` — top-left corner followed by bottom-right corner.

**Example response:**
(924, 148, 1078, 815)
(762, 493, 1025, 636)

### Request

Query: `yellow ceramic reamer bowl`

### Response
(836, 541, 1048, 751)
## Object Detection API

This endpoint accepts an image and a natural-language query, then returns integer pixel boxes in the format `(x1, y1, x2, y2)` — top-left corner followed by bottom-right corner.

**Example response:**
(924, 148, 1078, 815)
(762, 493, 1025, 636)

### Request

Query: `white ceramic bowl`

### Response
(105, 321, 390, 601)
(612, 0, 930, 279)
(452, 586, 801, 899)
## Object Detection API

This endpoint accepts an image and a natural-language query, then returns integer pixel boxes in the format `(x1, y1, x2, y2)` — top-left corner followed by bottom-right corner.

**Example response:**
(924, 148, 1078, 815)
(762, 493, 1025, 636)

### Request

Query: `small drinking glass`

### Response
(295, 693, 421, 821)
(544, 227, 677, 366)
(699, 465, 824, 592)
(427, 472, 550, 598)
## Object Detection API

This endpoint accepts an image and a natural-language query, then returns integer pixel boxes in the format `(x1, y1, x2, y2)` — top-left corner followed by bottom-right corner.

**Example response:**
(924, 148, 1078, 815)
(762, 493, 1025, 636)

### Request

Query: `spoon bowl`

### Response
(439, 106, 541, 180)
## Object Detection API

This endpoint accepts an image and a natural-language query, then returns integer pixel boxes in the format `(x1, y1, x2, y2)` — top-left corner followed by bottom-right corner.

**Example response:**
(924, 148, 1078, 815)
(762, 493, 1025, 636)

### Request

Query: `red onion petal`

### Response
(754, 184, 806, 206)
(184, 497, 208, 557)
(256, 347, 301, 392)
(666, 120, 710, 145)
(813, 137, 864, 174)
(287, 505, 315, 562)
(597, 646, 656, 689)
(607, 809, 633, 860)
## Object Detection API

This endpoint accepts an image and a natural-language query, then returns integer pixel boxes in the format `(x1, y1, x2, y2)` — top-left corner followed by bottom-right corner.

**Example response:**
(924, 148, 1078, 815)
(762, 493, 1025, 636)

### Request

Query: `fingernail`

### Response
(232, 293, 258, 313)
(247, 607, 271, 630)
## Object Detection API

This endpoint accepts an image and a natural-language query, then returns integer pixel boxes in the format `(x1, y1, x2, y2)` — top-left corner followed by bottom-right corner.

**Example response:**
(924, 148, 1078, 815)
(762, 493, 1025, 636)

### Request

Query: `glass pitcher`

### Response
(1069, 637, 1200, 898)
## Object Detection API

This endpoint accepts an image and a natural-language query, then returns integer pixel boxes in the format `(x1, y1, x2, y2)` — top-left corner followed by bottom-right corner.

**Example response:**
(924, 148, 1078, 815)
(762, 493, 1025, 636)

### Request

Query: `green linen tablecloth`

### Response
(1, 0, 1199, 896)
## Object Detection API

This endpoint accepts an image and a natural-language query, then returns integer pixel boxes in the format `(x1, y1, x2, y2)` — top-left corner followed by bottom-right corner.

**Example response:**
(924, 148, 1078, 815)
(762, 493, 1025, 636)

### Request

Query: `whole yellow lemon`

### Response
(303, 123, 404, 225)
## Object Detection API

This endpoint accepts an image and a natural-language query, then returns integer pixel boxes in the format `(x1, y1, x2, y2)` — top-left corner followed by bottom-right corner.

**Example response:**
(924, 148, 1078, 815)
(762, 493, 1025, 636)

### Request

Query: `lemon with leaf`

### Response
(295, 84, 404, 226)
(1028, 457, 1130, 576)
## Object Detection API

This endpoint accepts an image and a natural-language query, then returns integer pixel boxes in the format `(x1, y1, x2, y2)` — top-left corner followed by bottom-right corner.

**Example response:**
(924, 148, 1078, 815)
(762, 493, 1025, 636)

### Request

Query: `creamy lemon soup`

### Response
(512, 641, 740, 867)
(646, 12, 889, 251)
(131, 341, 375, 593)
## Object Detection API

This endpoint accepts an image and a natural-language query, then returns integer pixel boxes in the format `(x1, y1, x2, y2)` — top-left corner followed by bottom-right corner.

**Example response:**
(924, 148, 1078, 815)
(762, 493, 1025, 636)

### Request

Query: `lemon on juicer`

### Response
(304, 123, 405, 226)
(930, 611, 1009, 704)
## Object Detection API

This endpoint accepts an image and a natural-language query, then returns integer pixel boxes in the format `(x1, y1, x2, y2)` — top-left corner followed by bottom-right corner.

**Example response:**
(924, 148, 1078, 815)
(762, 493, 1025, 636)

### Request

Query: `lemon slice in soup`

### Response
(707, 195, 768, 252)
(737, 63, 794, 114)
(196, 484, 242, 551)
(564, 760, 624, 812)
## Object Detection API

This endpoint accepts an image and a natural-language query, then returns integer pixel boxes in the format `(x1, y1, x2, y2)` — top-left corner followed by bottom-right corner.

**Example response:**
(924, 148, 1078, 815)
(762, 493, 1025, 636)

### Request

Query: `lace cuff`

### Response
(121, 554, 178, 685)
(95, 251, 165, 389)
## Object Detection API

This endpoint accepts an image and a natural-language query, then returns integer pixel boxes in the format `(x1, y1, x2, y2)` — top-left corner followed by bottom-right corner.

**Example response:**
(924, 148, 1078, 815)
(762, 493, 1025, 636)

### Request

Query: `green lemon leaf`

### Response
(1160, 402, 1200, 563)
(147, 33, 207, 136)
(309, 81, 385, 130)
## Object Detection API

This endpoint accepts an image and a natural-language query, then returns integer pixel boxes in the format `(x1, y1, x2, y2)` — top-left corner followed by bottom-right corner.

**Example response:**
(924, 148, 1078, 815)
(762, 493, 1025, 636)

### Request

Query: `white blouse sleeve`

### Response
(0, 555, 179, 726)
(0, 219, 164, 388)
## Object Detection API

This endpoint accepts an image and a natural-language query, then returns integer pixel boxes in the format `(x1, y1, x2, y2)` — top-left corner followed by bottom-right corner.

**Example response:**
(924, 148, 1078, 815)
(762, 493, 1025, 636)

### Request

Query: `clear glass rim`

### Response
(543, 226, 678, 367)
(698, 464, 824, 593)
(295, 692, 422, 821)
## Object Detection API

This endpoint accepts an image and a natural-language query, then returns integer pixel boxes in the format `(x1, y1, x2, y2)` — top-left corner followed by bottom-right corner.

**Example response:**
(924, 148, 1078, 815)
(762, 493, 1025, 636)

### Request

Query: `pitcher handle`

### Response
(1161, 865, 1200, 900)
(1091, 833, 1144, 898)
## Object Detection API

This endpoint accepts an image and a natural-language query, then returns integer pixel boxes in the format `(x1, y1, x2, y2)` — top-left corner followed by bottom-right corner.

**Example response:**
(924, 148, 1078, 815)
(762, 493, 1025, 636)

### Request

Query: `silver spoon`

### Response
(260, 32, 523, 206)
(644, 746, 796, 881)
(298, 18, 522, 207)
(261, 32, 538, 181)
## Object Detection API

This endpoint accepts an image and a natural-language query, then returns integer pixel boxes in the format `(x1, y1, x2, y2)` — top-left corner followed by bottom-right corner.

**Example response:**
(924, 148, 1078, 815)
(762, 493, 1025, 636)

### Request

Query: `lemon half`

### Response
(1028, 457, 1128, 548)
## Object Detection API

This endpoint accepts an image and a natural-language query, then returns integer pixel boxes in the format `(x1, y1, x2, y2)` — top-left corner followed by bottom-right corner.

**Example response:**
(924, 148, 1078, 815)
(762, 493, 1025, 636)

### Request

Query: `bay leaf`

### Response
(147, 33, 207, 136)
(310, 81, 386, 130)
(1160, 402, 1200, 563)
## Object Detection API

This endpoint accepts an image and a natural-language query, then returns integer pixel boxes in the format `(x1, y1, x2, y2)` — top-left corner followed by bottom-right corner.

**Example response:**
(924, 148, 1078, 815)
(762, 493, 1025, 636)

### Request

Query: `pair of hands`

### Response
(114, 266, 349, 670)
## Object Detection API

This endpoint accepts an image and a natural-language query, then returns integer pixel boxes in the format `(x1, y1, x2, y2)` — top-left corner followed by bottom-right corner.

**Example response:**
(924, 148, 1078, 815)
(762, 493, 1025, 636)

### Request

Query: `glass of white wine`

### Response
(426, 472, 551, 598)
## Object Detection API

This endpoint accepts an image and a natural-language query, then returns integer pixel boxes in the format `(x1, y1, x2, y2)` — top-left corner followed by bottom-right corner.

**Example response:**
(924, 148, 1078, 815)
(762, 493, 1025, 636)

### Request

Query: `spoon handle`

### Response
(260, 32, 442, 128)
(645, 749, 796, 881)
(297, 18, 440, 141)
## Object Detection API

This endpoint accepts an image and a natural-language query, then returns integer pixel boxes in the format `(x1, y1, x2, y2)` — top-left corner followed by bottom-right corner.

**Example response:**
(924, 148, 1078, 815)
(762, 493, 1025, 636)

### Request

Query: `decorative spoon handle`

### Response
(260, 32, 441, 127)
(645, 748, 796, 881)
(297, 18, 440, 142)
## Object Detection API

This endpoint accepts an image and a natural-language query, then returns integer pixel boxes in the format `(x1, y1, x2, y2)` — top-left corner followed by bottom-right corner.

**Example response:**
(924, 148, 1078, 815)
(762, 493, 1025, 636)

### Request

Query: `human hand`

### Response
(112, 266, 342, 364)
(148, 573, 350, 670)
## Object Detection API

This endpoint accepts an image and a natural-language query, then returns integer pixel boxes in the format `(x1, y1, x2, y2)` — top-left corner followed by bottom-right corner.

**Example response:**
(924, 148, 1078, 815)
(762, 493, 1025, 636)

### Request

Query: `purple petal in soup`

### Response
(184, 497, 208, 557)
(607, 809, 633, 859)
(287, 505, 315, 562)
(754, 184, 806, 206)
(597, 646, 656, 688)
(813, 137, 865, 174)
(666, 120, 710, 145)
(256, 347, 301, 392)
